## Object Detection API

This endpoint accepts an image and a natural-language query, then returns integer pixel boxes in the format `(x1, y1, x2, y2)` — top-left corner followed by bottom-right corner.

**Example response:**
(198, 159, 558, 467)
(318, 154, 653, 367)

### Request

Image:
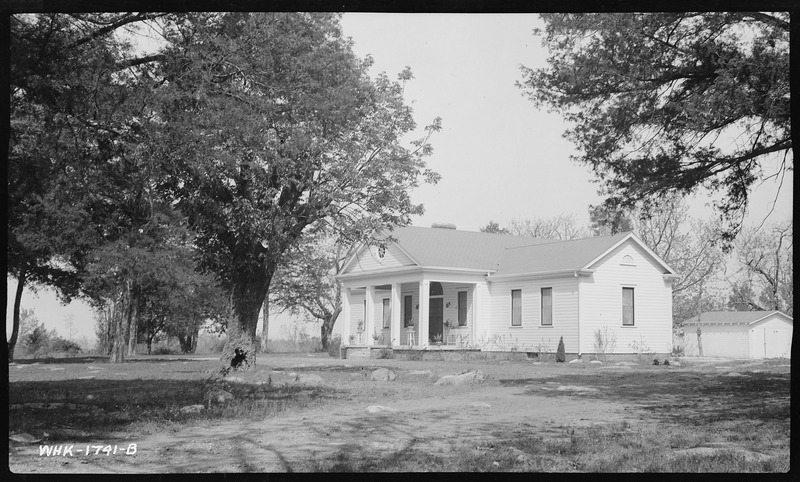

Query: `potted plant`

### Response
(405, 319, 415, 331)
(432, 333, 443, 345)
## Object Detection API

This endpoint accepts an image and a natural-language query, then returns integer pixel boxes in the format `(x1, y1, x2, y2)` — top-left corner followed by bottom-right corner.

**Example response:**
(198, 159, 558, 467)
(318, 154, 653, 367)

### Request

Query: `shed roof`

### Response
(683, 311, 793, 325)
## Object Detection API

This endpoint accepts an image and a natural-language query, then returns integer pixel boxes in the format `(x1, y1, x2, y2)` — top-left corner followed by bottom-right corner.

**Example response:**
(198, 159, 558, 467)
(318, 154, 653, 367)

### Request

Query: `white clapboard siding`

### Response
(485, 276, 580, 353)
(344, 242, 415, 273)
(749, 316, 793, 359)
(578, 239, 673, 354)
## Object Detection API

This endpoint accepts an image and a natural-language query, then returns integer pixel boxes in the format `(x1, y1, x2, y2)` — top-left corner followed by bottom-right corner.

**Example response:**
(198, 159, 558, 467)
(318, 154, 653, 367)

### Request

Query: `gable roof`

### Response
(344, 227, 675, 279)
(683, 311, 793, 325)
(492, 232, 630, 276)
(374, 226, 551, 271)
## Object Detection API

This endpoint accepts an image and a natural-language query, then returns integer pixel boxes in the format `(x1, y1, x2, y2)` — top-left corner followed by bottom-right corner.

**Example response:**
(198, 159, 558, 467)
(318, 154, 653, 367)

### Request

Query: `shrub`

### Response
(49, 337, 83, 356)
(152, 344, 178, 355)
(327, 335, 342, 358)
(556, 336, 566, 363)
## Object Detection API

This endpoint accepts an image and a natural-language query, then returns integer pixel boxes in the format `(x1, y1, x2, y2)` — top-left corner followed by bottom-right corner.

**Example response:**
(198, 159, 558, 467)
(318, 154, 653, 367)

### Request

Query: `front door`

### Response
(429, 298, 443, 343)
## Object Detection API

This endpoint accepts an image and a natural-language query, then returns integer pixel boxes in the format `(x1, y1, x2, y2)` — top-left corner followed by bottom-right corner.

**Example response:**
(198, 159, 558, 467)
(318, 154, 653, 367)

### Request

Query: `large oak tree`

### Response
(155, 13, 440, 367)
(520, 13, 791, 247)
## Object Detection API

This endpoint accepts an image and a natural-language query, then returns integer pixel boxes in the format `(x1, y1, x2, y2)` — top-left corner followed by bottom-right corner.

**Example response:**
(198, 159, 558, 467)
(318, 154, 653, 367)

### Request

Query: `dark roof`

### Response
(493, 232, 630, 276)
(379, 226, 637, 274)
(380, 226, 550, 271)
(683, 311, 792, 325)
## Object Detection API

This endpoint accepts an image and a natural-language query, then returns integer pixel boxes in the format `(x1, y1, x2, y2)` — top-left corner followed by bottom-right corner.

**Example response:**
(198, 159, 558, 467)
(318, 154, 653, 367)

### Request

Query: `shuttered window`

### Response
(511, 289, 522, 326)
(622, 288, 635, 326)
(457, 291, 467, 326)
(541, 288, 553, 326)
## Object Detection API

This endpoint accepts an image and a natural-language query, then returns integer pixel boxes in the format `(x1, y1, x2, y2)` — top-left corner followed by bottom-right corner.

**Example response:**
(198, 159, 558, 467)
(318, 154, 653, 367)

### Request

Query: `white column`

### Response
(365, 285, 375, 346)
(472, 283, 479, 343)
(390, 283, 401, 347)
(342, 287, 352, 345)
(419, 280, 430, 347)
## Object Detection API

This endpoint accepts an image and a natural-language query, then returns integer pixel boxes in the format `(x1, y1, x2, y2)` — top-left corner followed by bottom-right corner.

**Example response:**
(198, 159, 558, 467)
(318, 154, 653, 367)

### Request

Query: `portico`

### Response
(338, 268, 486, 348)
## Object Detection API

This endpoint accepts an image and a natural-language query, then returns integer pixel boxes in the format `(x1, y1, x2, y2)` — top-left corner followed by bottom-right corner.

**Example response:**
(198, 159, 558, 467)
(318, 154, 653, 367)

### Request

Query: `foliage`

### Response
(154, 12, 440, 355)
(327, 335, 342, 358)
(521, 13, 791, 247)
(269, 223, 358, 350)
(555, 336, 566, 362)
(479, 221, 510, 234)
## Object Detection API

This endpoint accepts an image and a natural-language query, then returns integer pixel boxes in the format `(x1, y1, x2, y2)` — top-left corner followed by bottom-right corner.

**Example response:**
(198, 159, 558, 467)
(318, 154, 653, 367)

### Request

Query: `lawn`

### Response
(7, 353, 791, 473)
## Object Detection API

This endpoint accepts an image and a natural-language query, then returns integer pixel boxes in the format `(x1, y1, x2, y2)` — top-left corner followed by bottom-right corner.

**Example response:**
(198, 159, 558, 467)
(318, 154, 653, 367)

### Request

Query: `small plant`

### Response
(556, 336, 566, 362)
(593, 327, 617, 362)
(356, 320, 365, 332)
(432, 334, 443, 344)
(629, 335, 652, 361)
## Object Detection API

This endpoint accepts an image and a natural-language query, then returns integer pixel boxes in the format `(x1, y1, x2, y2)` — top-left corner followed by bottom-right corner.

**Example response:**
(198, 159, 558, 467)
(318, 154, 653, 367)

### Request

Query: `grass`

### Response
(8, 354, 791, 472)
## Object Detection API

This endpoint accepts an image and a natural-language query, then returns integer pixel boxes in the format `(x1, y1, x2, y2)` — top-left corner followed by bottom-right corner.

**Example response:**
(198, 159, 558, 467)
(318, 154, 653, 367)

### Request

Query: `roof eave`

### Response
(488, 268, 595, 281)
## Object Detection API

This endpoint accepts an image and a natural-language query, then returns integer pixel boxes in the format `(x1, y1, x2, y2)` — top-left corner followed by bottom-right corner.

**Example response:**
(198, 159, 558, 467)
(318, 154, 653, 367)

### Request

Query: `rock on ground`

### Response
(568, 359, 584, 364)
(180, 405, 205, 414)
(294, 374, 324, 386)
(370, 368, 397, 382)
(434, 370, 485, 386)
(366, 405, 397, 413)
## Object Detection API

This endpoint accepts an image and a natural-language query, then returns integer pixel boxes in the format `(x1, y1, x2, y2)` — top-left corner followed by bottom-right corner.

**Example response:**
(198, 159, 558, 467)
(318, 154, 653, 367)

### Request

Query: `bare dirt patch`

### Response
(8, 354, 790, 473)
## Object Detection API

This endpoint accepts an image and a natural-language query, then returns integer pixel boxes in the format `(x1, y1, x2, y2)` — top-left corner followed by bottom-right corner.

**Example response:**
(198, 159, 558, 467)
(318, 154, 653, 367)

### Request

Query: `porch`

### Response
(339, 276, 486, 349)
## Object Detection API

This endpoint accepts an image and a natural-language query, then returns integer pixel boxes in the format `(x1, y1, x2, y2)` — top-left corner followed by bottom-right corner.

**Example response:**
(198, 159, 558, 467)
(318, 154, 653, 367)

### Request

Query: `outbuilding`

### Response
(682, 311, 793, 359)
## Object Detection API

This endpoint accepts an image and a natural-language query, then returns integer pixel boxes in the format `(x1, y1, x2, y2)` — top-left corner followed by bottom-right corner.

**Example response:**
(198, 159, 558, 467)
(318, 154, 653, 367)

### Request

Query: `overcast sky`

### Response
(7, 13, 793, 343)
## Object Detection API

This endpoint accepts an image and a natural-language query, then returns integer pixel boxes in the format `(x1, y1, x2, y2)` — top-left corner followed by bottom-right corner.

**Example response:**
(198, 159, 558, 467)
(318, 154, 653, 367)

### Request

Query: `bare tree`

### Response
(727, 221, 793, 315)
(632, 195, 727, 326)
(508, 214, 589, 240)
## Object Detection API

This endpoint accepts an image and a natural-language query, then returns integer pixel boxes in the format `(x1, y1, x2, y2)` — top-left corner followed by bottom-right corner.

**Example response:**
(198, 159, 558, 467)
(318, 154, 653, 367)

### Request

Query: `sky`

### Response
(6, 13, 793, 345)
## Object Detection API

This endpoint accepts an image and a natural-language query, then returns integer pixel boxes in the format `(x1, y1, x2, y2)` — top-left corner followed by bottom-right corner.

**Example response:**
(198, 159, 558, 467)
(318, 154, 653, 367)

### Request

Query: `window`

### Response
(429, 281, 443, 296)
(511, 289, 522, 326)
(621, 255, 635, 266)
(457, 291, 467, 326)
(541, 288, 552, 326)
(404, 295, 413, 327)
(382, 299, 391, 328)
(622, 288, 635, 326)
(378, 243, 386, 258)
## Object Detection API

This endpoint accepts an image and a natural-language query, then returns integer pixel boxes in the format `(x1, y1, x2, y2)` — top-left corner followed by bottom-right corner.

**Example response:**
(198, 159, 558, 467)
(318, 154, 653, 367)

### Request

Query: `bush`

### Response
(152, 344, 178, 355)
(49, 337, 83, 356)
(327, 335, 342, 358)
(556, 336, 566, 363)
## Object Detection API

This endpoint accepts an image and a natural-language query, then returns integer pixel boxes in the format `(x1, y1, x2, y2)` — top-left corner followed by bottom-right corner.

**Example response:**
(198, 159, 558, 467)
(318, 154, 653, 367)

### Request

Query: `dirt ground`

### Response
(7, 354, 791, 473)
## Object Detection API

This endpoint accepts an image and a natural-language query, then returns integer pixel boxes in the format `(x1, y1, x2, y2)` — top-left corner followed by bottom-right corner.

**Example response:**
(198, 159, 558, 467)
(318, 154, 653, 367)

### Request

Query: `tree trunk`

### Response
(260, 296, 270, 353)
(220, 264, 272, 370)
(110, 282, 138, 363)
(127, 305, 138, 356)
(8, 268, 27, 362)
(320, 306, 341, 351)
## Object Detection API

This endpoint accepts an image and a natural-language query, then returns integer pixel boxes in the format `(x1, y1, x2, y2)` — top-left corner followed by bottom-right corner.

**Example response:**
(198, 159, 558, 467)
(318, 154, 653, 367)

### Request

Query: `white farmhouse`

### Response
(336, 226, 678, 357)
(682, 311, 793, 359)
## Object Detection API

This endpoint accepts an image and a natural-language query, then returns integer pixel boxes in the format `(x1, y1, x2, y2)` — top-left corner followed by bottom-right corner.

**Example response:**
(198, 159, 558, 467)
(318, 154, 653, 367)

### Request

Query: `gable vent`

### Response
(431, 222, 457, 230)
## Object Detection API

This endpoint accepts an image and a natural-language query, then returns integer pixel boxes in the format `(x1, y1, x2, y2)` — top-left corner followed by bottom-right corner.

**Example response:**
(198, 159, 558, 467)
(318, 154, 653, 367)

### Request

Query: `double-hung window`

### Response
(382, 299, 391, 329)
(403, 295, 413, 327)
(622, 288, 635, 326)
(541, 288, 552, 326)
(457, 291, 467, 326)
(511, 289, 522, 326)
